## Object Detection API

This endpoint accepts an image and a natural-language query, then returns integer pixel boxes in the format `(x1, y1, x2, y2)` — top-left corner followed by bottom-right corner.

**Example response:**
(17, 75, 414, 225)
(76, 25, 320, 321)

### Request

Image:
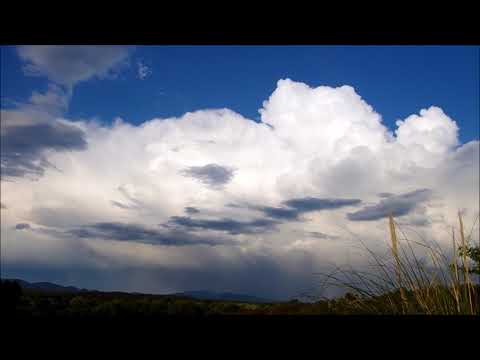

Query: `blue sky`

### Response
(1, 46, 479, 298)
(2, 45, 478, 143)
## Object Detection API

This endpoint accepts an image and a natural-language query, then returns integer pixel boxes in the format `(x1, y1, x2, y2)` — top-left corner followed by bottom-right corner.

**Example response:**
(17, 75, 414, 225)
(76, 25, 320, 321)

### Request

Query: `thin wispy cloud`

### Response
(137, 61, 152, 80)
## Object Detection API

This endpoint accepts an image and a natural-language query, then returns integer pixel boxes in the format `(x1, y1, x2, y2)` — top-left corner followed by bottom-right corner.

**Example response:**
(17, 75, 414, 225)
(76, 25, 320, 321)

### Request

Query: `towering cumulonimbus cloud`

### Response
(1, 78, 478, 299)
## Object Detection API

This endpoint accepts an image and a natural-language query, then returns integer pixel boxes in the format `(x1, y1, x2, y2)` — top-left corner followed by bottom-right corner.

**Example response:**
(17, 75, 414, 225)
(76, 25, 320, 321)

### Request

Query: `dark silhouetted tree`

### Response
(1, 280, 23, 313)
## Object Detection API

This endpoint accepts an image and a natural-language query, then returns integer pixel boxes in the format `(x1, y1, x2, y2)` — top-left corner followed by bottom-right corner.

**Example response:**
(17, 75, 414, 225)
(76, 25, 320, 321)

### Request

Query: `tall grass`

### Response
(318, 212, 479, 315)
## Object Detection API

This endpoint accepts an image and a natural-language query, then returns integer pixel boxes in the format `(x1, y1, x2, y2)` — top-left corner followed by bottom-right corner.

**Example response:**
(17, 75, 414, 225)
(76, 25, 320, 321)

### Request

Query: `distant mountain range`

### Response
(175, 290, 273, 303)
(4, 278, 274, 303)
(6, 279, 87, 293)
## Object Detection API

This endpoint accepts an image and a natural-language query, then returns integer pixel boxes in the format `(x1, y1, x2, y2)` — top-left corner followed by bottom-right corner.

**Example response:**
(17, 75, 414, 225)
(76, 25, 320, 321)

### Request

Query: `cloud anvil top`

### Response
(1, 45, 478, 299)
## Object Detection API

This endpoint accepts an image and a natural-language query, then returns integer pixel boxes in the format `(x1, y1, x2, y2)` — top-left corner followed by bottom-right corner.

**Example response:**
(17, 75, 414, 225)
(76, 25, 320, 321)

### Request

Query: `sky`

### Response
(1, 45, 479, 300)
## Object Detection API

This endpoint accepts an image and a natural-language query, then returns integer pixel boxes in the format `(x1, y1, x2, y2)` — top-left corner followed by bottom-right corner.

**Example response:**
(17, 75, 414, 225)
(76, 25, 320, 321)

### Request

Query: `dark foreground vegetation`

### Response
(2, 279, 478, 318)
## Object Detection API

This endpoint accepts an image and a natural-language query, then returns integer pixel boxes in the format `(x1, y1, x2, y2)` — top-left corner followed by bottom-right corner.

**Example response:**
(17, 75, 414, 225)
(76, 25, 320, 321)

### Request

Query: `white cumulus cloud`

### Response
(1, 78, 478, 299)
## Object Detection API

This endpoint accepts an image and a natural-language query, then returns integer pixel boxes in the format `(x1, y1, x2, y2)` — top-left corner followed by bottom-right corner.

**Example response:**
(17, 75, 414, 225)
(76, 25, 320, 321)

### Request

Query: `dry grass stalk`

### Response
(451, 227, 461, 313)
(458, 211, 474, 314)
(317, 210, 479, 315)
(388, 214, 408, 312)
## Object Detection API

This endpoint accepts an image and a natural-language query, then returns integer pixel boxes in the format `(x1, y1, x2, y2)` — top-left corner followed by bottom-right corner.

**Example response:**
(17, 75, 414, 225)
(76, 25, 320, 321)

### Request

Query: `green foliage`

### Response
(458, 245, 480, 275)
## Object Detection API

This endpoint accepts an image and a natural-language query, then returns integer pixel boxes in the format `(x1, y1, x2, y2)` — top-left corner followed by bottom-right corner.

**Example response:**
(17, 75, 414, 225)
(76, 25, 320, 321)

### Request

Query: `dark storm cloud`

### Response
(257, 197, 362, 220)
(15, 223, 31, 230)
(168, 216, 279, 235)
(258, 206, 300, 220)
(347, 189, 433, 221)
(68, 222, 229, 246)
(283, 197, 362, 213)
(3, 122, 86, 154)
(195, 196, 360, 238)
(236, 197, 362, 222)
(181, 163, 235, 188)
(377, 192, 393, 198)
(1, 122, 87, 178)
(185, 207, 200, 215)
